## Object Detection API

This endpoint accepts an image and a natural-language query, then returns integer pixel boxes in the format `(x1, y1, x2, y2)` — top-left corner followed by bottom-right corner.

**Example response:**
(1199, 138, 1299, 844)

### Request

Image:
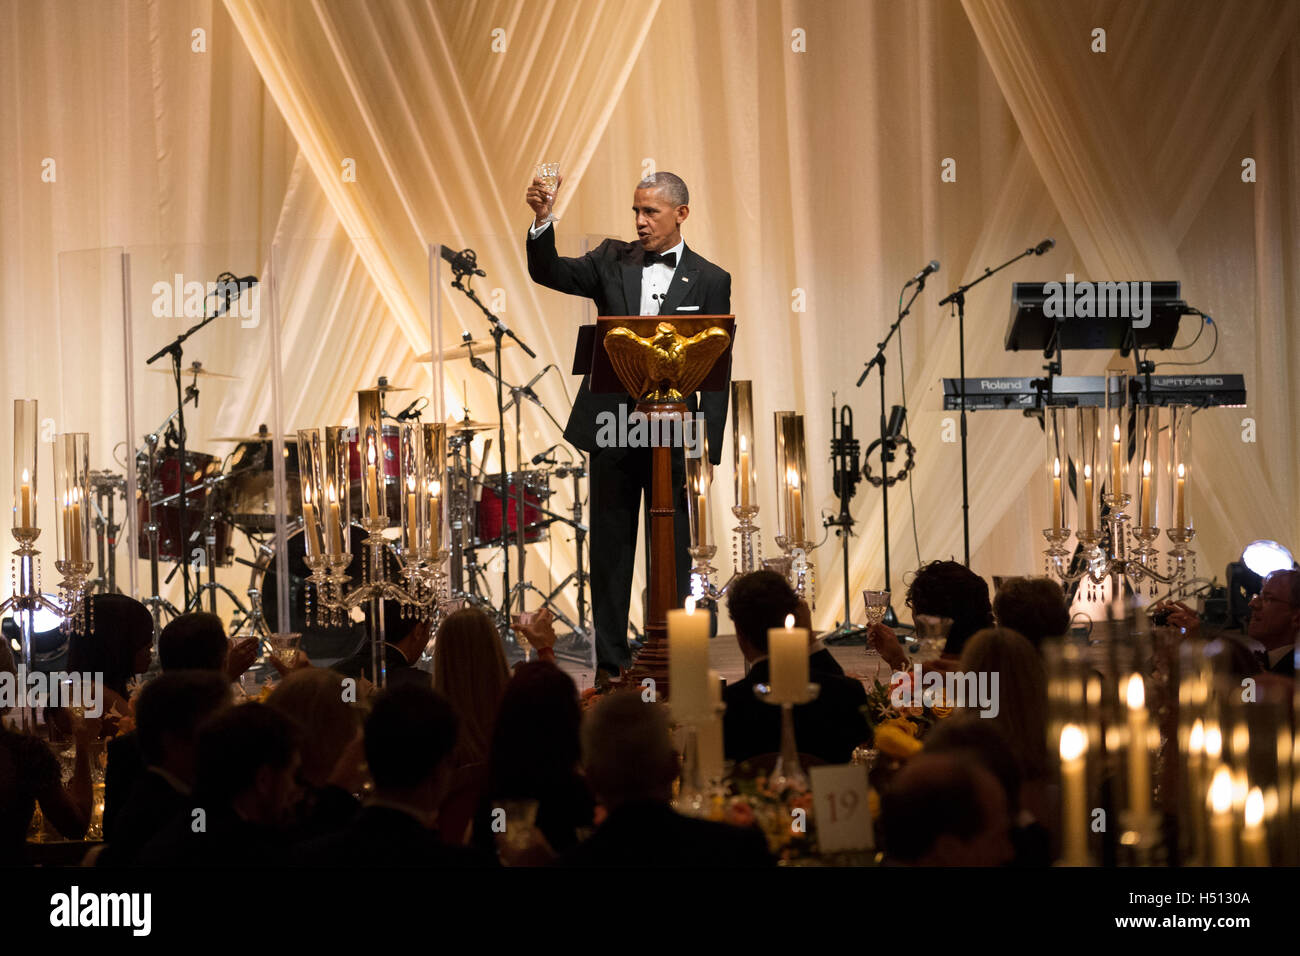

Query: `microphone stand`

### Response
(447, 261, 537, 625)
(855, 275, 927, 626)
(145, 272, 247, 609)
(937, 246, 1040, 567)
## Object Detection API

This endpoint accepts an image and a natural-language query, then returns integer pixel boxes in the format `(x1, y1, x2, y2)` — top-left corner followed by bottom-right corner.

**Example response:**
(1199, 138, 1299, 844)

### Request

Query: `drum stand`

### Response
(140, 433, 182, 640)
(88, 470, 125, 594)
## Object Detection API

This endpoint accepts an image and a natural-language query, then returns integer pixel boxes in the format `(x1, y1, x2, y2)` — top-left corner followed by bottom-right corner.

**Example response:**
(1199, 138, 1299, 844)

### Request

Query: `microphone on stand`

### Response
(904, 260, 940, 286)
(393, 397, 428, 422)
(1033, 238, 1056, 256)
(439, 245, 486, 277)
(531, 444, 561, 466)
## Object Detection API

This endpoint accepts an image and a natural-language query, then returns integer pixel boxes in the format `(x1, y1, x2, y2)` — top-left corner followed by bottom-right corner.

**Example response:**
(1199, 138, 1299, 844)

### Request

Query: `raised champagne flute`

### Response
(863, 589, 891, 680)
(535, 163, 560, 225)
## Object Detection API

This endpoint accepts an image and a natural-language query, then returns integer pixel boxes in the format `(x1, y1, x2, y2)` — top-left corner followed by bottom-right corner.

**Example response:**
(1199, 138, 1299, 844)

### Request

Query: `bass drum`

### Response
(256, 524, 368, 662)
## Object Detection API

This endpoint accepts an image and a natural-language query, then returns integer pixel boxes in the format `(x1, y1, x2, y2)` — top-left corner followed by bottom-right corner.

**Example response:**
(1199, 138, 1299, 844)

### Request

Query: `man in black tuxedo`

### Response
(1248, 569, 1300, 677)
(722, 571, 870, 766)
(525, 171, 731, 681)
(560, 690, 773, 867)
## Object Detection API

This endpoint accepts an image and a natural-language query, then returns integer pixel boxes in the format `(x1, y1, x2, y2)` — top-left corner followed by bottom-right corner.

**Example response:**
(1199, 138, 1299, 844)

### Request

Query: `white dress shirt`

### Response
(528, 219, 684, 316)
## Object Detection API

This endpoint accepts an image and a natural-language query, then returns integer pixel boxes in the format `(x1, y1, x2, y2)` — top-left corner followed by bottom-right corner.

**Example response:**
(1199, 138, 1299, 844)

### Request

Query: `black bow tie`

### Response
(643, 250, 677, 268)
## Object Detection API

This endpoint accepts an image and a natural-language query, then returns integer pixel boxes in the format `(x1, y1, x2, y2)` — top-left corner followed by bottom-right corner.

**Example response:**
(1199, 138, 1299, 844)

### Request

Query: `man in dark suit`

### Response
(525, 171, 731, 681)
(99, 671, 231, 866)
(331, 600, 432, 690)
(294, 684, 495, 867)
(723, 571, 870, 766)
(560, 690, 773, 867)
(1248, 569, 1300, 677)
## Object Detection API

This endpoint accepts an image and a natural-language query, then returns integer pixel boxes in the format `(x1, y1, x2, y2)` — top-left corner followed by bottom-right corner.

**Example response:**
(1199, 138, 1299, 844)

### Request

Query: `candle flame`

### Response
(303, 482, 312, 505)
(1189, 719, 1204, 754)
(1125, 673, 1145, 710)
(1205, 725, 1222, 759)
(21, 468, 29, 484)
(1084, 463, 1092, 479)
(786, 467, 799, 489)
(784, 613, 795, 629)
(1244, 787, 1264, 827)
(428, 479, 441, 497)
(327, 481, 338, 504)
(1053, 457, 1060, 478)
(1113, 423, 1121, 442)
(368, 440, 377, 465)
(739, 434, 747, 453)
(1209, 766, 1233, 814)
(1177, 462, 1185, 479)
(1060, 724, 1086, 761)
(1142, 459, 1150, 477)
(685, 596, 696, 615)
(407, 474, 416, 492)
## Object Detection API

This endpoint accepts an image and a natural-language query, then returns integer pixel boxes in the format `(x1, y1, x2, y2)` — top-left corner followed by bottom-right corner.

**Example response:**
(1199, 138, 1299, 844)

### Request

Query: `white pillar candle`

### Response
(326, 482, 343, 554)
(768, 613, 809, 704)
(366, 438, 381, 518)
(1174, 462, 1186, 528)
(1059, 724, 1089, 866)
(738, 435, 751, 509)
(1126, 674, 1150, 823)
(1242, 787, 1268, 866)
(427, 478, 443, 552)
(668, 597, 711, 720)
(1209, 765, 1235, 867)
(1051, 457, 1062, 531)
(71, 489, 84, 563)
(699, 669, 725, 784)
(301, 485, 322, 558)
(1083, 465, 1094, 533)
(1111, 423, 1122, 494)
(20, 469, 32, 528)
(1140, 459, 1152, 527)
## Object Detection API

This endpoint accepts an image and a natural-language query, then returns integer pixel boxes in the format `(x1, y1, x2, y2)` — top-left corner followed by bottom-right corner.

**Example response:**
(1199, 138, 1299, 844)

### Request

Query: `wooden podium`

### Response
(581, 316, 735, 693)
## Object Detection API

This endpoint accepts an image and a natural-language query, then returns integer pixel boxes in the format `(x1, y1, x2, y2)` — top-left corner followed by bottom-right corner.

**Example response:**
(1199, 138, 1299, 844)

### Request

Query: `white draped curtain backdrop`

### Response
(2, 0, 1297, 631)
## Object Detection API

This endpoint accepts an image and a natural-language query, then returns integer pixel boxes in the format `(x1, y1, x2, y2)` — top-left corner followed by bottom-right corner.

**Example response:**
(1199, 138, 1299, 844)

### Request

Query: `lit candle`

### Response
(1209, 765, 1235, 866)
(427, 478, 443, 552)
(1125, 674, 1150, 823)
(768, 612, 809, 704)
(1188, 719, 1206, 865)
(667, 596, 711, 720)
(71, 487, 83, 563)
(1051, 457, 1062, 531)
(1140, 459, 1152, 528)
(1242, 787, 1268, 866)
(738, 434, 751, 509)
(61, 490, 72, 559)
(406, 474, 419, 549)
(326, 482, 343, 554)
(1059, 724, 1088, 866)
(366, 438, 381, 519)
(301, 483, 322, 558)
(695, 491, 709, 548)
(787, 467, 804, 542)
(20, 468, 32, 528)
(1174, 462, 1186, 529)
(1111, 423, 1122, 494)
(1083, 464, 1094, 533)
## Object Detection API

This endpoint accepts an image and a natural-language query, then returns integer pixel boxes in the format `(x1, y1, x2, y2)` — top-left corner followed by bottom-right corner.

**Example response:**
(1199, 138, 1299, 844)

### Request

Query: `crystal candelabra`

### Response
(295, 420, 450, 687)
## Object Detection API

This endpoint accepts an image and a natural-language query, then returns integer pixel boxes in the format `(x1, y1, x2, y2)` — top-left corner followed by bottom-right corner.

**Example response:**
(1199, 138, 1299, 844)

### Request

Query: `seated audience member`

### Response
(100, 671, 231, 865)
(433, 607, 511, 771)
(332, 600, 432, 689)
(138, 703, 301, 866)
(67, 593, 155, 710)
(924, 716, 1051, 867)
(723, 572, 868, 765)
(879, 751, 1014, 867)
(267, 669, 365, 839)
(1248, 569, 1300, 677)
(470, 661, 594, 857)
(993, 577, 1071, 650)
(560, 691, 774, 867)
(958, 628, 1048, 783)
(105, 612, 256, 840)
(869, 560, 995, 669)
(295, 684, 495, 867)
(0, 641, 92, 863)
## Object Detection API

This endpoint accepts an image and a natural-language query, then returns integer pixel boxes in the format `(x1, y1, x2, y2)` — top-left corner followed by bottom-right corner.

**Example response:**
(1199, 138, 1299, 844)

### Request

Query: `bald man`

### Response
(1248, 569, 1300, 677)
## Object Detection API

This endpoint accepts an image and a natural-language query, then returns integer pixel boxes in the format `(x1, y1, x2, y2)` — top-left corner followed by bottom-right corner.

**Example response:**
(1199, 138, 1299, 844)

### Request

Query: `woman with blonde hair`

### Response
(432, 608, 511, 770)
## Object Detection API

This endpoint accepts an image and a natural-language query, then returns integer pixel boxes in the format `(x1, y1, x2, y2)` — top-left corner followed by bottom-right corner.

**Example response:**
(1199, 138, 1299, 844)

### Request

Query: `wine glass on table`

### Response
(862, 589, 891, 681)
(533, 163, 561, 226)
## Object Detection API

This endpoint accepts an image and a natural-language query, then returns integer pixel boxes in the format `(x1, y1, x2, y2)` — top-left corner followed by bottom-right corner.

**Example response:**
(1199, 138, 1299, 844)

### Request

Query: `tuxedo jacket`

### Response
(723, 658, 871, 766)
(525, 225, 731, 465)
(557, 799, 774, 867)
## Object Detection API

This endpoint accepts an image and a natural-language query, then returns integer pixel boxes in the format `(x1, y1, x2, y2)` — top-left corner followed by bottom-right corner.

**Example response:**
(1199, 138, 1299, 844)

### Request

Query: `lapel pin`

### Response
(682, 277, 690, 283)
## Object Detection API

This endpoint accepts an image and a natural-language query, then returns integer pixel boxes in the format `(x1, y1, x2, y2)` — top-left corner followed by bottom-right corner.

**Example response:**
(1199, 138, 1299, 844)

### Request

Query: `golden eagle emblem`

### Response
(603, 322, 731, 402)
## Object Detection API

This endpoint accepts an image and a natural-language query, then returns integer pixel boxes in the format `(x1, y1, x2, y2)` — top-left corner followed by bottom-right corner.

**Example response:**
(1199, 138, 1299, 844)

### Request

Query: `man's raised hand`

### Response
(526, 173, 563, 224)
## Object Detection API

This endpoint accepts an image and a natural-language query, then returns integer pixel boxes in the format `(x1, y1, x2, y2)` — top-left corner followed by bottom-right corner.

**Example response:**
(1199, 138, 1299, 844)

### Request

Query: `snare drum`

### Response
(136, 449, 232, 565)
(347, 425, 401, 518)
(474, 470, 552, 549)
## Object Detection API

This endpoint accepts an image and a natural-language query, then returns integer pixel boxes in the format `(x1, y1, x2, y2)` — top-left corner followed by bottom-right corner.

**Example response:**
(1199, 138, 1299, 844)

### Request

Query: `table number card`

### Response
(810, 764, 874, 854)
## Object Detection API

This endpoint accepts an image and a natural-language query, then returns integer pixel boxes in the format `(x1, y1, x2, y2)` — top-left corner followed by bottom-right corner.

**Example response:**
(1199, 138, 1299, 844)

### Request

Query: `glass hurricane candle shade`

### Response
(1133, 406, 1161, 531)
(297, 428, 327, 560)
(731, 381, 757, 512)
(1074, 406, 1101, 537)
(1167, 405, 1193, 535)
(419, 423, 447, 559)
(772, 411, 794, 543)
(1044, 406, 1070, 534)
(399, 424, 424, 556)
(360, 425, 387, 526)
(52, 433, 92, 567)
(779, 414, 809, 545)
(12, 400, 38, 534)
(685, 426, 712, 551)
(1104, 371, 1129, 505)
(319, 427, 351, 559)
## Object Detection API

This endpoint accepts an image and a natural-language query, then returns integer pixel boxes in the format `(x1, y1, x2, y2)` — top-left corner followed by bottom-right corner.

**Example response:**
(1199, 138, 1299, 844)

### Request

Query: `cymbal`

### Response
(210, 429, 297, 443)
(358, 383, 413, 394)
(149, 363, 241, 382)
(416, 338, 515, 363)
(445, 416, 496, 433)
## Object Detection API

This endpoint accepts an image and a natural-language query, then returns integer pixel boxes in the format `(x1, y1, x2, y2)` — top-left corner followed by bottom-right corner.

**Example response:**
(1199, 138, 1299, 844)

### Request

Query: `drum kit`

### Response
(87, 353, 592, 661)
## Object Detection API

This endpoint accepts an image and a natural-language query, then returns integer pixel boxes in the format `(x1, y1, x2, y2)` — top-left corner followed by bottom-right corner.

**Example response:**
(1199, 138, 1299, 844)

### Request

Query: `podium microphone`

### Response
(1033, 238, 1056, 256)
